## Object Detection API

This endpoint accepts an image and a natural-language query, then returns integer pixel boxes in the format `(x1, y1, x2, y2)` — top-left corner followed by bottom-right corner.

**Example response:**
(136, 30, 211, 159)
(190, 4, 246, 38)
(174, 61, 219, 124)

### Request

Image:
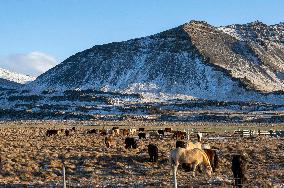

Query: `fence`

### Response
(233, 129, 284, 138)
(233, 129, 254, 137)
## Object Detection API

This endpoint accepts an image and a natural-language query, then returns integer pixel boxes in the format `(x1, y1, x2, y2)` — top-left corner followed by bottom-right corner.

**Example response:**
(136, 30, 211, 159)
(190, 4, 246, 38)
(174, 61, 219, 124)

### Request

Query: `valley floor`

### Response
(0, 120, 283, 187)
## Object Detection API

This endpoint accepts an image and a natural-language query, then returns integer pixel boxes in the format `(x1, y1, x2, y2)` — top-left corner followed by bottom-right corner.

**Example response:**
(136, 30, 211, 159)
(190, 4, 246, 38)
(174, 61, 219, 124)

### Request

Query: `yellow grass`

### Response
(0, 120, 283, 187)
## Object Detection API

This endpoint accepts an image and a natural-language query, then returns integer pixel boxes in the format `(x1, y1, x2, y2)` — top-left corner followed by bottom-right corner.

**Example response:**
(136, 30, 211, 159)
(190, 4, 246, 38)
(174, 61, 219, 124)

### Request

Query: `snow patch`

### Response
(0, 68, 35, 84)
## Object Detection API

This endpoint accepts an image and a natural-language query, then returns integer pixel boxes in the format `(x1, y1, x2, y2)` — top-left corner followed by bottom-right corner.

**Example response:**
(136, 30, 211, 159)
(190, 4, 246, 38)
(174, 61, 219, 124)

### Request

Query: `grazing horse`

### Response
(46, 130, 58, 136)
(100, 129, 107, 136)
(232, 154, 247, 188)
(172, 131, 187, 140)
(65, 130, 70, 136)
(165, 128, 172, 133)
(105, 136, 114, 148)
(125, 137, 137, 149)
(148, 144, 158, 162)
(149, 131, 160, 139)
(122, 129, 130, 136)
(203, 149, 219, 172)
(175, 140, 186, 148)
(157, 130, 164, 137)
(112, 128, 120, 136)
(138, 132, 146, 139)
(129, 129, 137, 135)
(170, 148, 212, 188)
(87, 129, 98, 134)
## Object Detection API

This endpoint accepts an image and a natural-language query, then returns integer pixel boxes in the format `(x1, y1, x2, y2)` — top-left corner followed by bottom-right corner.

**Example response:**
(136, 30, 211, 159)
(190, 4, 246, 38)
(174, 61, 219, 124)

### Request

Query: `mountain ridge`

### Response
(0, 68, 35, 85)
(28, 20, 284, 104)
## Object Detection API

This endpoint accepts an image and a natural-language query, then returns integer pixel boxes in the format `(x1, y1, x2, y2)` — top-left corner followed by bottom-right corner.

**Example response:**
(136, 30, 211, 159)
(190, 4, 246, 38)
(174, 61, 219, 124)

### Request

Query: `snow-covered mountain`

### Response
(1, 20, 284, 121)
(27, 21, 284, 104)
(0, 78, 21, 89)
(0, 68, 35, 84)
(218, 21, 284, 44)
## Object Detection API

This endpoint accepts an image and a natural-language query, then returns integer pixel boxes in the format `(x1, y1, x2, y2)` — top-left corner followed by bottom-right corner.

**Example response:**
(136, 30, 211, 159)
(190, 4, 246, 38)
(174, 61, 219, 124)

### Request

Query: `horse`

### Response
(148, 144, 158, 162)
(232, 154, 247, 188)
(182, 141, 213, 172)
(125, 137, 137, 149)
(176, 140, 208, 150)
(46, 129, 58, 136)
(104, 135, 115, 148)
(197, 132, 203, 142)
(138, 132, 146, 139)
(176, 140, 186, 148)
(170, 148, 212, 188)
(203, 149, 219, 172)
(172, 131, 186, 140)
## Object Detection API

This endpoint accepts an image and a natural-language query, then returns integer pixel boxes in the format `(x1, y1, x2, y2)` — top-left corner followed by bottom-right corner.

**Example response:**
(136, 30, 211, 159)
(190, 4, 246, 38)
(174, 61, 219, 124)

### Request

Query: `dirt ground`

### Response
(0, 120, 283, 187)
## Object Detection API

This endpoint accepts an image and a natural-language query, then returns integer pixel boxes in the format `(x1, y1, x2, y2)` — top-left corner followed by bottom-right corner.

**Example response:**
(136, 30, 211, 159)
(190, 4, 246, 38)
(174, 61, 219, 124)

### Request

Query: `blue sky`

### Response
(0, 0, 283, 76)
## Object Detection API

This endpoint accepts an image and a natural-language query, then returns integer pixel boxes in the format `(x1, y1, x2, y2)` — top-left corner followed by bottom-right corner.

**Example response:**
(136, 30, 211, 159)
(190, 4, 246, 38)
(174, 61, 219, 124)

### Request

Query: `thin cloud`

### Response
(0, 51, 58, 77)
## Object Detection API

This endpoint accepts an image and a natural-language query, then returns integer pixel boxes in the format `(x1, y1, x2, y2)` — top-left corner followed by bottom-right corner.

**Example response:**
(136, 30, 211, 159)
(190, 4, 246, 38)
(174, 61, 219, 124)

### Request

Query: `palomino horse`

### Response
(186, 141, 202, 150)
(170, 148, 212, 188)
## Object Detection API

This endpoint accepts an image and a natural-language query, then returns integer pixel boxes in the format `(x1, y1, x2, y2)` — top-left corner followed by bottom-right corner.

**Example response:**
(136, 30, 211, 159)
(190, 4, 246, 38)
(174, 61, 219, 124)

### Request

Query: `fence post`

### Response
(62, 163, 66, 188)
(60, 155, 66, 188)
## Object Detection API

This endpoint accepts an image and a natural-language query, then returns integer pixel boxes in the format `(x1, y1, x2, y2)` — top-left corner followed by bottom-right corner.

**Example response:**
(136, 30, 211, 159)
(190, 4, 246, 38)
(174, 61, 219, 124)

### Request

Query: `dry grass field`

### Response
(0, 120, 283, 187)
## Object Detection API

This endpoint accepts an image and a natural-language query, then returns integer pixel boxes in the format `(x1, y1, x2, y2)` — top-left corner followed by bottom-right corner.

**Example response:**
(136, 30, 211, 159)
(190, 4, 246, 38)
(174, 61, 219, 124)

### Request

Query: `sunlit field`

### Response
(0, 120, 283, 187)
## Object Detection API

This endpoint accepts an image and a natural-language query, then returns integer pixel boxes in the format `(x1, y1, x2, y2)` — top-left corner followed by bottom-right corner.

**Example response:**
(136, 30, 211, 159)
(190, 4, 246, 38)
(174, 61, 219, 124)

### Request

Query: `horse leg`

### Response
(173, 165, 178, 188)
(154, 153, 158, 162)
(192, 162, 198, 177)
(197, 164, 202, 173)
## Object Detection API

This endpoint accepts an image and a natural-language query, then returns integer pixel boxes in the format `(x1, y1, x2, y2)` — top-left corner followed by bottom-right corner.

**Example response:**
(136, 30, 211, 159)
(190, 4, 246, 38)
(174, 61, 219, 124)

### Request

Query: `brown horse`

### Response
(172, 131, 187, 140)
(104, 136, 115, 148)
(232, 154, 247, 188)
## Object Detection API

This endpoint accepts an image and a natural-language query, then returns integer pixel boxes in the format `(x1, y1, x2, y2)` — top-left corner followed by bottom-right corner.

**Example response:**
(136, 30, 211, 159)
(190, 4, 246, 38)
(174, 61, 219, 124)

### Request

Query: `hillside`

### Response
(28, 21, 284, 104)
(0, 20, 283, 121)
(0, 78, 21, 89)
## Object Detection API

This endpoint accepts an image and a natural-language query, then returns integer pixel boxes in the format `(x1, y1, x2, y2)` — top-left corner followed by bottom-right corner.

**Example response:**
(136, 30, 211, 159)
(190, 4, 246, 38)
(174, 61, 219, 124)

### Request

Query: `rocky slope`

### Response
(28, 21, 284, 104)
(0, 78, 21, 89)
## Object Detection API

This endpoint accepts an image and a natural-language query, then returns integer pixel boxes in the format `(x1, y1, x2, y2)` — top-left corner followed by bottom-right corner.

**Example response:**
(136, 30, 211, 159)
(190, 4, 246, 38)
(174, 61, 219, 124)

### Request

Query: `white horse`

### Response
(170, 148, 212, 188)
(197, 132, 203, 142)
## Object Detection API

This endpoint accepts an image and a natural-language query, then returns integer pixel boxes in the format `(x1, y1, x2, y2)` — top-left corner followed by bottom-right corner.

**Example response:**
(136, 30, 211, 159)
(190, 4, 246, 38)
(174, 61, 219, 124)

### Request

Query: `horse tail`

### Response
(200, 149, 211, 169)
(213, 150, 219, 172)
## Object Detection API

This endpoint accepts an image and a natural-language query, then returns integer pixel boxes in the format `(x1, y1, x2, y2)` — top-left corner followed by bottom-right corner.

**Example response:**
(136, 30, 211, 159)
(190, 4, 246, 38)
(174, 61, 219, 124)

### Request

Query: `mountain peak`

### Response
(247, 20, 266, 26)
(184, 20, 213, 28)
(0, 68, 36, 84)
(28, 20, 284, 104)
